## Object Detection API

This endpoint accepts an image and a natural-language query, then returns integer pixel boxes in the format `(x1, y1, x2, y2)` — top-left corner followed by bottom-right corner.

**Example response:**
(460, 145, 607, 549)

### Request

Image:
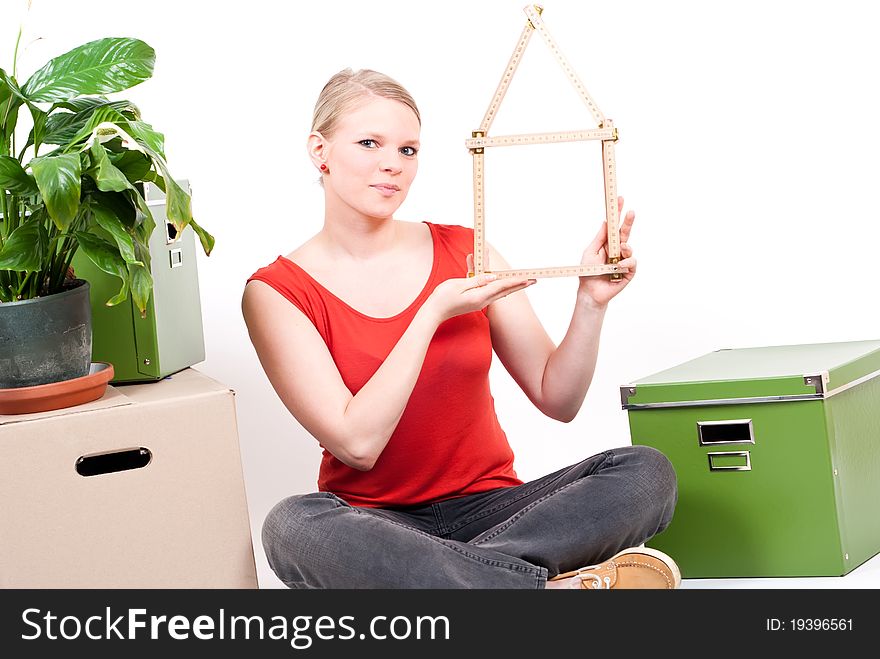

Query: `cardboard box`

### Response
(0, 368, 257, 588)
(622, 340, 880, 578)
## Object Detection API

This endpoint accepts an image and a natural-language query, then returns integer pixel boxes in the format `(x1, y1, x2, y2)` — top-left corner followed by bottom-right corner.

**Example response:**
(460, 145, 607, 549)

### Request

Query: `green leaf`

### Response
(127, 186, 156, 239)
(188, 216, 215, 256)
(126, 120, 165, 160)
(89, 189, 137, 229)
(43, 99, 137, 146)
(138, 152, 192, 237)
(108, 149, 152, 182)
(162, 176, 193, 233)
(128, 261, 153, 317)
(0, 220, 48, 271)
(62, 105, 133, 152)
(54, 96, 140, 118)
(21, 38, 155, 103)
(31, 153, 82, 230)
(86, 141, 132, 192)
(0, 155, 39, 195)
(74, 230, 129, 306)
(89, 202, 138, 264)
(1, 69, 24, 147)
(0, 68, 27, 104)
(27, 102, 48, 155)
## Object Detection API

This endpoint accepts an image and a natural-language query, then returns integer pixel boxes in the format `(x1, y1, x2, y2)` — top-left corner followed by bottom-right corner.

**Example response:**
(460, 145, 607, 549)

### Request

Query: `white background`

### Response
(5, 0, 879, 588)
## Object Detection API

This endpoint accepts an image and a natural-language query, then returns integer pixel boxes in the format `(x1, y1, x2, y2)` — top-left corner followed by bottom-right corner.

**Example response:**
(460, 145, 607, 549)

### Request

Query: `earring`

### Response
(320, 163, 328, 172)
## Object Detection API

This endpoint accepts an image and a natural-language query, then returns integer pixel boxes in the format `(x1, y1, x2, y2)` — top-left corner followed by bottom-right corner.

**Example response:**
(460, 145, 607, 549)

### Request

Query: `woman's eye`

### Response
(359, 139, 377, 148)
(400, 146, 418, 157)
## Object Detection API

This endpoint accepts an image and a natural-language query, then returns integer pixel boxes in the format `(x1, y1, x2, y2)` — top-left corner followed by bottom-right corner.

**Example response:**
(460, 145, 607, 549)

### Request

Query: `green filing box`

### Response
(621, 340, 880, 578)
(72, 180, 205, 383)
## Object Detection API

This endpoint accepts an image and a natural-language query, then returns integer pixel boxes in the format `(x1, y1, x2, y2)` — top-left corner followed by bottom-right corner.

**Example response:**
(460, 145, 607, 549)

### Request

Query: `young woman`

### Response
(242, 68, 679, 589)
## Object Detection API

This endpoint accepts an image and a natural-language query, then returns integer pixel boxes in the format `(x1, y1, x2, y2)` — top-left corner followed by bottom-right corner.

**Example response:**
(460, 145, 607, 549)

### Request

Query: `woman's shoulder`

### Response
(247, 233, 320, 284)
(247, 254, 295, 283)
(425, 222, 473, 253)
(426, 221, 473, 237)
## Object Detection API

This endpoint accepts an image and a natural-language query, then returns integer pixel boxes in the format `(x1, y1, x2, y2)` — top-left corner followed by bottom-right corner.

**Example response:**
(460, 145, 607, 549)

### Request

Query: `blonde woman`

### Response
(242, 68, 680, 589)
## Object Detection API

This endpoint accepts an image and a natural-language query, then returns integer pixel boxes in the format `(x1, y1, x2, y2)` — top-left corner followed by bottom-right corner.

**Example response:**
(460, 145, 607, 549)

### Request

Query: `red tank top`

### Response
(247, 221, 522, 508)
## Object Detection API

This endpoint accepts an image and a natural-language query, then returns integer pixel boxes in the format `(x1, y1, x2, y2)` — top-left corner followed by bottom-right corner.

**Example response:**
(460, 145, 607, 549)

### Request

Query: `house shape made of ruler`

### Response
(466, 4, 626, 281)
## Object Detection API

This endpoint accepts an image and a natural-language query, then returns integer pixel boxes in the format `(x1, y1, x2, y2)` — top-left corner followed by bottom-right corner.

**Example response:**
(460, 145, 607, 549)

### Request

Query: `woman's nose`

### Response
(379, 153, 403, 174)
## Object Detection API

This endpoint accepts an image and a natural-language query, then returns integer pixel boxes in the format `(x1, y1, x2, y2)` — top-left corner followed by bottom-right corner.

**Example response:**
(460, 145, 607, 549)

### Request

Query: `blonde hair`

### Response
(311, 68, 421, 138)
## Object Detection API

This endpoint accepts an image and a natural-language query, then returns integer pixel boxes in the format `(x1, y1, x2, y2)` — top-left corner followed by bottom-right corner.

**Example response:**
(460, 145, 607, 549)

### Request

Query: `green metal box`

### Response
(622, 340, 880, 578)
(72, 180, 205, 383)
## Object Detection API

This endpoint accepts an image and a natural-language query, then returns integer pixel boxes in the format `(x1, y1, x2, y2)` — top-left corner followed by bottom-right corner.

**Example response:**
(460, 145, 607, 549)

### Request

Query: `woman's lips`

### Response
(371, 184, 400, 197)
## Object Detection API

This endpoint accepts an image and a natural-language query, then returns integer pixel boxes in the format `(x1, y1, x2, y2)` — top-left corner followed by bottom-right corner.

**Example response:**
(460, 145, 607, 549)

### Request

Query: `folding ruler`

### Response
(467, 4, 626, 281)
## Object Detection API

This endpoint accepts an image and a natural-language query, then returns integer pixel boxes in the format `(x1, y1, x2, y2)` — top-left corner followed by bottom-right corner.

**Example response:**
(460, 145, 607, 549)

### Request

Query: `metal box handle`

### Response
(697, 419, 754, 445)
(707, 450, 751, 472)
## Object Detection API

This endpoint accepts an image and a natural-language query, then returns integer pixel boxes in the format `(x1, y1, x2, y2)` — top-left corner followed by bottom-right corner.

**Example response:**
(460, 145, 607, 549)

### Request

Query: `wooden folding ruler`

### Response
(467, 4, 625, 281)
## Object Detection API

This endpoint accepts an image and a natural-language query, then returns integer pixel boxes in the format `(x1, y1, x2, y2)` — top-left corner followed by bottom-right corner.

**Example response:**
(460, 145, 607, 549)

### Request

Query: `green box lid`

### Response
(622, 340, 880, 409)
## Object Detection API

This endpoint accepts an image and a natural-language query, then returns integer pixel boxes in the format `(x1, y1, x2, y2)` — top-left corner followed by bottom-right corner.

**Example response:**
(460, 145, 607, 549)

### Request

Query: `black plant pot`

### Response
(0, 279, 92, 389)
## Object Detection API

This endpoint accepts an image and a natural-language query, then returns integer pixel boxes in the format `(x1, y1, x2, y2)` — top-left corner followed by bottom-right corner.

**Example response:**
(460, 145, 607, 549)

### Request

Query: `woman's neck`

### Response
(319, 195, 402, 262)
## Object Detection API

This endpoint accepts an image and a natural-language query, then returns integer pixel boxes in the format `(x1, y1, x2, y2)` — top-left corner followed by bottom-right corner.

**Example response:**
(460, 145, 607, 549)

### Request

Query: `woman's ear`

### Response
(307, 131, 327, 170)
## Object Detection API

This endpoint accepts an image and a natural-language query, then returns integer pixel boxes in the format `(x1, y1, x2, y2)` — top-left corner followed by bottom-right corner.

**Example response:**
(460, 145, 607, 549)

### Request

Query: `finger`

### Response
(621, 242, 633, 257)
(469, 276, 530, 295)
(617, 257, 637, 276)
(618, 210, 635, 244)
(617, 196, 624, 215)
(469, 273, 497, 287)
(587, 221, 608, 253)
(483, 281, 534, 305)
(487, 277, 532, 291)
(466, 253, 474, 274)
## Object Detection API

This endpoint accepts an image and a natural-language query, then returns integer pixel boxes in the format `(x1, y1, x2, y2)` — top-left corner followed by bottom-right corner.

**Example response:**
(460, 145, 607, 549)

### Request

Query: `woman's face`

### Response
(320, 96, 420, 221)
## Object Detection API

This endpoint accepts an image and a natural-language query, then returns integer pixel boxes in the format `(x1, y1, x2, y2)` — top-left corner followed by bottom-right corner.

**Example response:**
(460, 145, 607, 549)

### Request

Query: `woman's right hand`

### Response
(424, 254, 535, 323)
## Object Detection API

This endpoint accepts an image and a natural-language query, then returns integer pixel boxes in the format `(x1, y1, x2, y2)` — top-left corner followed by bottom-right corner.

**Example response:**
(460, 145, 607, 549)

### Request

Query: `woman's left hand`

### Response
(577, 195, 636, 307)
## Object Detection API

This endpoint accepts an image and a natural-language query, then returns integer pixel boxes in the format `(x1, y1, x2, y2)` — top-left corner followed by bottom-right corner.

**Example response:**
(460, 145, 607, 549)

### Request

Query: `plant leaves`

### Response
(43, 99, 138, 146)
(89, 189, 137, 229)
(108, 149, 152, 182)
(127, 186, 156, 239)
(89, 202, 139, 264)
(27, 102, 48, 156)
(0, 220, 48, 271)
(0, 68, 27, 104)
(125, 120, 165, 160)
(0, 69, 24, 148)
(63, 106, 133, 153)
(128, 260, 153, 317)
(54, 96, 140, 117)
(86, 141, 132, 192)
(74, 122, 194, 247)
(21, 38, 155, 103)
(74, 230, 129, 306)
(31, 153, 82, 230)
(0, 155, 39, 195)
(188, 216, 215, 256)
(161, 176, 193, 234)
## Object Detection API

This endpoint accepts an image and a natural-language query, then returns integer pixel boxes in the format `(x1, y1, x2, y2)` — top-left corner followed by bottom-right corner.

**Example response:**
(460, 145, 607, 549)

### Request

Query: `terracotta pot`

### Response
(0, 279, 92, 388)
(0, 361, 114, 415)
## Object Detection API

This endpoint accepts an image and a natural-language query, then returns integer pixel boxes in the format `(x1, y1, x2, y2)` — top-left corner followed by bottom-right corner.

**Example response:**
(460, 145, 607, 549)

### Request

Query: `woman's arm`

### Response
(242, 273, 532, 471)
(487, 197, 637, 422)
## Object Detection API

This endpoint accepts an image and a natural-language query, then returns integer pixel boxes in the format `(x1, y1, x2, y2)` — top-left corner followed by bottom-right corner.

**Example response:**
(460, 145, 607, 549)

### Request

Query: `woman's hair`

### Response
(311, 68, 421, 138)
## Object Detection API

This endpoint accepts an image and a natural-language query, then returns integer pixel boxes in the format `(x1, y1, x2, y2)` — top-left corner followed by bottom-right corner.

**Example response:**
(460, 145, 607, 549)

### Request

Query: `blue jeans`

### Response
(262, 445, 677, 588)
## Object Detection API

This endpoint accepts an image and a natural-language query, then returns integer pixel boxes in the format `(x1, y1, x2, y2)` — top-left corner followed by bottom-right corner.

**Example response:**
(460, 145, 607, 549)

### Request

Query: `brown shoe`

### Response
(549, 547, 681, 589)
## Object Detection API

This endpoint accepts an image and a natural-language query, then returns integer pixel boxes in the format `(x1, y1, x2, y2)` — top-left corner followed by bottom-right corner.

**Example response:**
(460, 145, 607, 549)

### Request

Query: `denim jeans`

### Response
(262, 445, 677, 588)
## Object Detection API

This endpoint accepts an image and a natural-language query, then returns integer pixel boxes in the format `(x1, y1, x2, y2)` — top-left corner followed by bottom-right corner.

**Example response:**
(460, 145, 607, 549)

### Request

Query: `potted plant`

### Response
(0, 26, 213, 389)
